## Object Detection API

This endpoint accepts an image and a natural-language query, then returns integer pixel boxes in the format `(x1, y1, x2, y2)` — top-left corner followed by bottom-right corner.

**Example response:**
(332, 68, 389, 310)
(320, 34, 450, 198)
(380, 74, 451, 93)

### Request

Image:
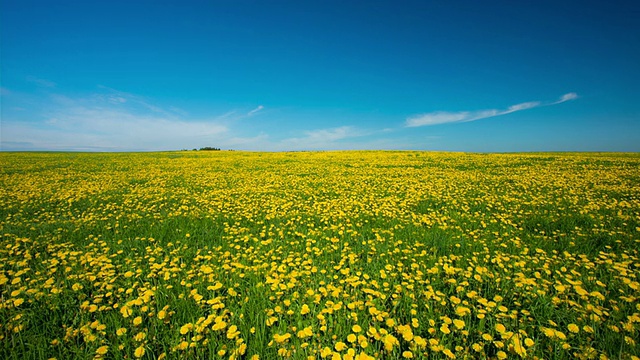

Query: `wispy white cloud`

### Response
(247, 105, 264, 116)
(5, 111, 228, 152)
(26, 75, 56, 88)
(96, 85, 184, 118)
(279, 126, 363, 150)
(4, 84, 398, 151)
(554, 92, 579, 104)
(300, 126, 354, 142)
(1, 88, 232, 151)
(214, 110, 238, 121)
(224, 133, 270, 147)
(405, 93, 578, 127)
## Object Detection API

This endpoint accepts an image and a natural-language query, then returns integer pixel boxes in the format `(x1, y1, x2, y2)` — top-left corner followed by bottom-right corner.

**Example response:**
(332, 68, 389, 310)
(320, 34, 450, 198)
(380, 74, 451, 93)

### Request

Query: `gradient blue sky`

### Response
(1, 0, 639, 152)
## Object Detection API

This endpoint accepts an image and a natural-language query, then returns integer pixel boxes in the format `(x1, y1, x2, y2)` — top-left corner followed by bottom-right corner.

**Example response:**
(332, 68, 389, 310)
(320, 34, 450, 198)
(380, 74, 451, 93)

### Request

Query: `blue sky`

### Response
(1, 0, 639, 152)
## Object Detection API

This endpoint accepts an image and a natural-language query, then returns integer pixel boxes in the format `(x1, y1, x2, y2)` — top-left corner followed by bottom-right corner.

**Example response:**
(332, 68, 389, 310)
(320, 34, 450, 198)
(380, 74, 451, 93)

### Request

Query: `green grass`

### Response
(0, 151, 639, 359)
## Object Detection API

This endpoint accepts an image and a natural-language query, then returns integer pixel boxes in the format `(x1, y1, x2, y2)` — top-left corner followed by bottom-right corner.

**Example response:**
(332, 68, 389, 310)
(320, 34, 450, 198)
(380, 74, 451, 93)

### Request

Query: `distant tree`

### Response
(199, 147, 221, 151)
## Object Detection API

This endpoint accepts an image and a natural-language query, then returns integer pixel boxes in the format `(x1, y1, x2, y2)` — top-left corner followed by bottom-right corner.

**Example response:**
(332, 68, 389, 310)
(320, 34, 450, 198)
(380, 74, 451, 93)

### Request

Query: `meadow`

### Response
(0, 151, 638, 360)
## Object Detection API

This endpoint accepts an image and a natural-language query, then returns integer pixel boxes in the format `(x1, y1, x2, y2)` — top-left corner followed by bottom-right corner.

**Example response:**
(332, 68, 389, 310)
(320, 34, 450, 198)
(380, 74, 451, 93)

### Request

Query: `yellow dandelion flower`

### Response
(175, 341, 188, 351)
(567, 324, 579, 333)
(303, 326, 313, 337)
(442, 348, 455, 359)
(134, 345, 145, 358)
(512, 336, 526, 357)
(212, 320, 227, 331)
(583, 325, 594, 333)
(335, 342, 347, 351)
(382, 334, 398, 352)
(352, 324, 362, 333)
(207, 282, 223, 291)
(455, 306, 471, 316)
(273, 333, 292, 344)
(554, 330, 567, 340)
(236, 343, 247, 355)
(301, 304, 310, 315)
(95, 346, 108, 355)
(367, 326, 378, 337)
(227, 325, 240, 339)
(120, 305, 132, 318)
(180, 324, 192, 335)
(265, 316, 278, 326)
(116, 328, 127, 336)
(133, 316, 142, 326)
(541, 327, 556, 338)
(402, 350, 414, 358)
(453, 319, 465, 330)
(320, 347, 333, 358)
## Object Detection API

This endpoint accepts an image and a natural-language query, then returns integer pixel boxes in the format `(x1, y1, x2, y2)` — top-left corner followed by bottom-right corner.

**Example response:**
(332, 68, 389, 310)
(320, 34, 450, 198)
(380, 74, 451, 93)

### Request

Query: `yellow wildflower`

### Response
(567, 324, 579, 333)
(134, 345, 145, 358)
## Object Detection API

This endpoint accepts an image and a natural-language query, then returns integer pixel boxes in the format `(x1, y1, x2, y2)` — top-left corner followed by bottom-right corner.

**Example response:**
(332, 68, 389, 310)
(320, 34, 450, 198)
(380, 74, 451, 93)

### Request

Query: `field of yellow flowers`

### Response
(1, 151, 639, 360)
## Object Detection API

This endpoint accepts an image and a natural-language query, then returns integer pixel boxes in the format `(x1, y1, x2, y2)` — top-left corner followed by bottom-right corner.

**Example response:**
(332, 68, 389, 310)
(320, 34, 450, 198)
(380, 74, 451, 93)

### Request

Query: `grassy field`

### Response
(1, 151, 639, 360)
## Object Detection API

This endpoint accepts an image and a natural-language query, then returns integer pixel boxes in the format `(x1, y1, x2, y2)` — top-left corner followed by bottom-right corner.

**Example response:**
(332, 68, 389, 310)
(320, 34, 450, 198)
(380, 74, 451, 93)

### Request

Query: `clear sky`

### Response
(1, 0, 639, 152)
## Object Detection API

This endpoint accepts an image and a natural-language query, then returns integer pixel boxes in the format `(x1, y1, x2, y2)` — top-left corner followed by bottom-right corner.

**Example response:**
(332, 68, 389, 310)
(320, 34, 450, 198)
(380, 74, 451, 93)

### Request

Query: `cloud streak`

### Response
(405, 92, 579, 127)
(1, 85, 282, 151)
(247, 105, 264, 116)
(279, 126, 362, 150)
(555, 92, 579, 104)
(26, 76, 56, 88)
(1, 88, 234, 151)
(4, 108, 228, 152)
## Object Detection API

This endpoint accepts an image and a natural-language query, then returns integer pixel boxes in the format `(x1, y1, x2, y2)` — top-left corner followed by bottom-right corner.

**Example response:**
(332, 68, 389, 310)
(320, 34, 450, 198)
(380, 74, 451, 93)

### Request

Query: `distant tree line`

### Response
(181, 147, 233, 151)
